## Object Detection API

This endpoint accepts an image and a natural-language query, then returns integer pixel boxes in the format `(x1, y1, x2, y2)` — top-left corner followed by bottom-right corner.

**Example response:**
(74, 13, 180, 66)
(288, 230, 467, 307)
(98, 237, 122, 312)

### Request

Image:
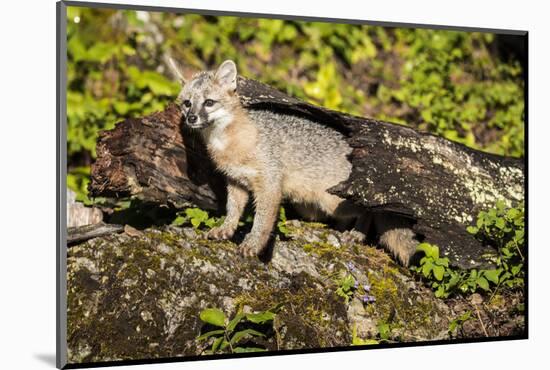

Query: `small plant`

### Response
(335, 262, 376, 304)
(335, 273, 357, 304)
(277, 207, 290, 237)
(197, 304, 283, 354)
(467, 200, 525, 289)
(376, 321, 392, 341)
(412, 201, 524, 298)
(413, 242, 462, 298)
(238, 212, 254, 227)
(448, 311, 473, 337)
(352, 321, 392, 344)
(172, 207, 224, 230)
(413, 242, 503, 298)
(351, 324, 379, 345)
(415, 243, 451, 282)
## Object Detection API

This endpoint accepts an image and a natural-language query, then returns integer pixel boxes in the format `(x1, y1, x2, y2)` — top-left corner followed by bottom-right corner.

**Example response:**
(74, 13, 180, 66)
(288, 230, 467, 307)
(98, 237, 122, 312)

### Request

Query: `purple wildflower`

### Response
(353, 280, 359, 289)
(361, 294, 376, 304)
(363, 284, 371, 292)
(346, 262, 357, 272)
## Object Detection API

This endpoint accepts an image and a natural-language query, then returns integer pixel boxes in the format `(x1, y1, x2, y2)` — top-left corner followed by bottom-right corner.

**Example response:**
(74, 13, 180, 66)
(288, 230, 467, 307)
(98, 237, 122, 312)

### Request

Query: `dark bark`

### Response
(89, 77, 524, 268)
(330, 119, 524, 268)
(68, 222, 124, 245)
(89, 103, 225, 211)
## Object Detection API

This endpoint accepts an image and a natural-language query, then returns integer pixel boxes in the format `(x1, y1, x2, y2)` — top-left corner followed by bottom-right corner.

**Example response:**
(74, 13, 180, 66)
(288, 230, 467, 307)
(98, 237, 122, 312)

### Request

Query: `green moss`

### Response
(145, 230, 180, 246)
(303, 222, 328, 229)
(365, 264, 444, 339)
(231, 273, 349, 349)
(301, 241, 334, 257)
(488, 294, 506, 309)
(300, 241, 341, 260)
(367, 271, 400, 318)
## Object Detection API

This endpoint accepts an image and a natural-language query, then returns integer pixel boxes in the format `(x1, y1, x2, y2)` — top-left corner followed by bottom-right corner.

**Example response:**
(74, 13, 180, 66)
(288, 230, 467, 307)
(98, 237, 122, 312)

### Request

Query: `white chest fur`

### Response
(210, 136, 227, 151)
(204, 110, 258, 185)
(206, 110, 233, 152)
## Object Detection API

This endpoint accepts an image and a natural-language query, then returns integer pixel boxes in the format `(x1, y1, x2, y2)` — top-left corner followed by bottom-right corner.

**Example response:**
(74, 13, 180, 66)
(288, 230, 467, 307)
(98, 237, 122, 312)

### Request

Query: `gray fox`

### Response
(174, 59, 418, 265)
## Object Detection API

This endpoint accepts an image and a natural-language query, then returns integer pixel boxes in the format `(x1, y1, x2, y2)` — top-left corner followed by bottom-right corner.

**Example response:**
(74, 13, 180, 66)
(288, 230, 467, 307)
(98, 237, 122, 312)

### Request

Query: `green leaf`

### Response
(500, 272, 511, 281)
(211, 337, 225, 353)
(447, 272, 462, 287)
(506, 208, 519, 219)
(466, 226, 478, 234)
(515, 229, 524, 241)
(200, 308, 226, 327)
(68, 35, 87, 62)
(433, 265, 445, 281)
(377, 322, 391, 340)
(197, 329, 225, 341)
(476, 276, 489, 291)
(483, 269, 501, 284)
(246, 311, 275, 324)
(140, 70, 180, 96)
(226, 312, 246, 333)
(230, 328, 266, 345)
(459, 311, 472, 321)
(186, 207, 209, 221)
(220, 338, 230, 350)
(435, 286, 446, 298)
(113, 101, 131, 115)
(476, 217, 484, 229)
(422, 260, 434, 277)
(86, 42, 117, 63)
(171, 215, 187, 226)
(416, 243, 439, 259)
(449, 320, 458, 332)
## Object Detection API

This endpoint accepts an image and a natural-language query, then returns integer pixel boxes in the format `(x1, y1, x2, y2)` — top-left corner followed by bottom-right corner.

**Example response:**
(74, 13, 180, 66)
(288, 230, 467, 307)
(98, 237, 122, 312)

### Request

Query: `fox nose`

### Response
(187, 114, 197, 124)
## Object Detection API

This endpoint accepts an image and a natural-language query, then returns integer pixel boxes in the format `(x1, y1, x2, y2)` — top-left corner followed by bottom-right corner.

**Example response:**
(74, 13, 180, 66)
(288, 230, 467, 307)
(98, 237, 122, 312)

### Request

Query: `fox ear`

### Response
(214, 60, 237, 91)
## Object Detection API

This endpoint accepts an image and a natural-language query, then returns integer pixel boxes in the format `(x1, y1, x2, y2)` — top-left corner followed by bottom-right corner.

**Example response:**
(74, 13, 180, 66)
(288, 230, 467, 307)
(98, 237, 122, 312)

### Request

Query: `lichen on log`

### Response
(88, 77, 524, 268)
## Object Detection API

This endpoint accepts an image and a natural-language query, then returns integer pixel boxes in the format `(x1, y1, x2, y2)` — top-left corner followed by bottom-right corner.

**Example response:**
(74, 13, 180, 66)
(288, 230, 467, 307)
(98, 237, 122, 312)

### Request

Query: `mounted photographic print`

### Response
(56, 1, 527, 368)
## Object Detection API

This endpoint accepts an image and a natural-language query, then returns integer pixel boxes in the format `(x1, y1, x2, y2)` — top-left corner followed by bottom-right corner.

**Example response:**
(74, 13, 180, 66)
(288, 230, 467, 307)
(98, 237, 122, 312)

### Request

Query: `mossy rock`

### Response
(66, 222, 508, 364)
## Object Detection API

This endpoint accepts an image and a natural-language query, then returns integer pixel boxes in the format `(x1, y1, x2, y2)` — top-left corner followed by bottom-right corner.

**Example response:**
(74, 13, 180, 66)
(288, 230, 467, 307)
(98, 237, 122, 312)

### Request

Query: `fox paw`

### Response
(206, 226, 235, 240)
(239, 237, 264, 257)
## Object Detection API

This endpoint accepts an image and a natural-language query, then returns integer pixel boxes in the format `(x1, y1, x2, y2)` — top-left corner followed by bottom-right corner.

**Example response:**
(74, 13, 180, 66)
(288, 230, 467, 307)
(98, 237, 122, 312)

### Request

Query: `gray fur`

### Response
(176, 60, 418, 264)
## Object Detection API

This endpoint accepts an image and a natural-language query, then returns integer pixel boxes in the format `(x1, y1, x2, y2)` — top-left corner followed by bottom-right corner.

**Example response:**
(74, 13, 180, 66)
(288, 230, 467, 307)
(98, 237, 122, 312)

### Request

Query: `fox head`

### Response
(177, 60, 239, 130)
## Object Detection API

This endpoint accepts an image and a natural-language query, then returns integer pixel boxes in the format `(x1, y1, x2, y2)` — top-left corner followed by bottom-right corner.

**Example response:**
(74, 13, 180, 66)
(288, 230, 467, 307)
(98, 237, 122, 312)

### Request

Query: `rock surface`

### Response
(67, 221, 524, 364)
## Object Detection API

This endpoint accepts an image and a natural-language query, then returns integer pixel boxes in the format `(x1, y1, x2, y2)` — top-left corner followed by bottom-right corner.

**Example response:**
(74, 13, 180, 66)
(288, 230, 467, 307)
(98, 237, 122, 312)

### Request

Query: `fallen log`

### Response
(89, 77, 524, 268)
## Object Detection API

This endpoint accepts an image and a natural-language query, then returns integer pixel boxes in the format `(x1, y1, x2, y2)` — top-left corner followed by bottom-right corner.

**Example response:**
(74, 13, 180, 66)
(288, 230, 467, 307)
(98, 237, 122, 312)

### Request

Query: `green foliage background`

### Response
(66, 7, 525, 201)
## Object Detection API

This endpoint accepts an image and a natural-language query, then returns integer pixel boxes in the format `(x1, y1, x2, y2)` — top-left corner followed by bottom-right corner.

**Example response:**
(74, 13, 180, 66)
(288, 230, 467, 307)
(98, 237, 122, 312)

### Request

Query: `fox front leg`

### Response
(239, 178, 282, 257)
(207, 182, 249, 240)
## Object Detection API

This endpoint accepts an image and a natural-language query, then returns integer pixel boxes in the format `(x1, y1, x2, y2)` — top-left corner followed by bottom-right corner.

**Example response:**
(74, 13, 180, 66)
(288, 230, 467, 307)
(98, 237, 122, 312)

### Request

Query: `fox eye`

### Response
(204, 99, 215, 107)
(183, 100, 191, 108)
